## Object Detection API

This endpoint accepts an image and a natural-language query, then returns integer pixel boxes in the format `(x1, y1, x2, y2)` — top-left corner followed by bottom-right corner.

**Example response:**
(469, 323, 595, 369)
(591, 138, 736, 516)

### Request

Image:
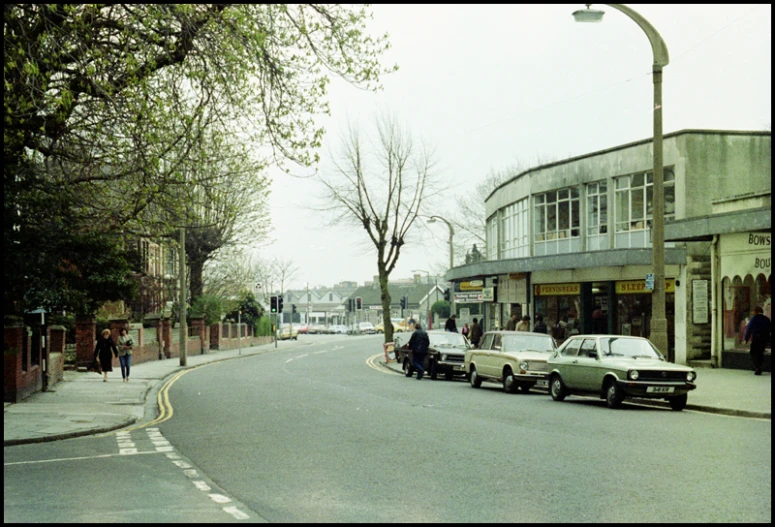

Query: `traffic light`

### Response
(400, 296, 407, 309)
(443, 288, 451, 301)
(277, 294, 284, 313)
(356, 297, 362, 310)
(292, 304, 297, 314)
(270, 296, 278, 313)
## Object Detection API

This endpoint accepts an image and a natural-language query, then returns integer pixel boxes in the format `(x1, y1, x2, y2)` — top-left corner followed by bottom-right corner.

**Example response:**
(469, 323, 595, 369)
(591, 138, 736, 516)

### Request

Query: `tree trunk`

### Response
(378, 267, 393, 344)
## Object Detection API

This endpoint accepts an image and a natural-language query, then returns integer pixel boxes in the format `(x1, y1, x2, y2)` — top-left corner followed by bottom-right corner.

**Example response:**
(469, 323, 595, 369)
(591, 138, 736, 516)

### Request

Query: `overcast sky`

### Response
(258, 4, 771, 291)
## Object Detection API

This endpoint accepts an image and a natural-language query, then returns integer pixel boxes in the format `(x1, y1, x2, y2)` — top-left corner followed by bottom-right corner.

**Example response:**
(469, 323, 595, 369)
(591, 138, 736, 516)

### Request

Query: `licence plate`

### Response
(646, 386, 675, 393)
(536, 379, 548, 388)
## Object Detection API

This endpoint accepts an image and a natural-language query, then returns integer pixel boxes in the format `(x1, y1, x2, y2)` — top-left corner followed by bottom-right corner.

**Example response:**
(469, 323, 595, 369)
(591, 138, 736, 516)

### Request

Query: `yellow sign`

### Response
(460, 280, 483, 291)
(616, 279, 676, 294)
(534, 283, 581, 296)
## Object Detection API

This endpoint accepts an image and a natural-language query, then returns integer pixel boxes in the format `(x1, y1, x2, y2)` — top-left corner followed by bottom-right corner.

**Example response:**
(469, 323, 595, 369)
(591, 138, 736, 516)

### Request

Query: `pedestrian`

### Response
(744, 306, 771, 376)
(469, 318, 483, 348)
(516, 315, 530, 332)
(505, 313, 519, 331)
(117, 327, 134, 383)
(592, 307, 606, 333)
(93, 328, 119, 383)
(408, 316, 417, 332)
(534, 315, 548, 334)
(445, 314, 458, 333)
(408, 321, 430, 380)
(461, 322, 470, 339)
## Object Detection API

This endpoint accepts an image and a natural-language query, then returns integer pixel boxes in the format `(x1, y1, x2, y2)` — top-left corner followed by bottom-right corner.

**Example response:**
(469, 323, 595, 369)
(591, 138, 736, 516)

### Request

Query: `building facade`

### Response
(447, 130, 771, 367)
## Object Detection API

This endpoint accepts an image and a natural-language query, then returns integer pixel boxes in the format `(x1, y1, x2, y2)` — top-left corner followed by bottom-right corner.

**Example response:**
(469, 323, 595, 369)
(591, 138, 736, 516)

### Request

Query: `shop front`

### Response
(719, 232, 771, 370)
(534, 283, 581, 344)
(615, 279, 676, 354)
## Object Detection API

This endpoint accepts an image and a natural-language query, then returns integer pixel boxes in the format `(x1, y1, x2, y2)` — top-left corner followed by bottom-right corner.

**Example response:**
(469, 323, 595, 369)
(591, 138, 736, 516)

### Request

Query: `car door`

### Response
(555, 338, 582, 388)
(575, 338, 601, 390)
(474, 333, 494, 376)
(485, 333, 504, 378)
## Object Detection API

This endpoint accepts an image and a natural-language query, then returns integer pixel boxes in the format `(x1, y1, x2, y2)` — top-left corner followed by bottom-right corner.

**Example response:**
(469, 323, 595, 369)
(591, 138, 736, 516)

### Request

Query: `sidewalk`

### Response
(5, 347, 771, 447)
(4, 342, 282, 446)
(382, 359, 771, 419)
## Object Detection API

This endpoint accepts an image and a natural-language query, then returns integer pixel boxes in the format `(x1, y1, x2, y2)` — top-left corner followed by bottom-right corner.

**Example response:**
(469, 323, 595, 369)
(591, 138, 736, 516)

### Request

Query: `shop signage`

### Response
(460, 280, 483, 291)
(534, 283, 581, 296)
(482, 287, 496, 302)
(720, 232, 771, 279)
(509, 273, 527, 280)
(616, 278, 676, 294)
(455, 292, 483, 302)
(692, 280, 709, 324)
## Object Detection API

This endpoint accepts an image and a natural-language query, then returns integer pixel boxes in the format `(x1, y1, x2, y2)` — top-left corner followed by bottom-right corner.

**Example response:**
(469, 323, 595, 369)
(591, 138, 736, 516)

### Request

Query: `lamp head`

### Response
(427, 217, 437, 224)
(573, 5, 604, 23)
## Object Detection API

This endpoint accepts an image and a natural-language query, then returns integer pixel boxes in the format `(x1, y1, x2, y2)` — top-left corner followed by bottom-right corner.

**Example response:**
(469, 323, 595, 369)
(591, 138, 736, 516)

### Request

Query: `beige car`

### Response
(375, 318, 409, 334)
(276, 325, 299, 340)
(465, 331, 557, 393)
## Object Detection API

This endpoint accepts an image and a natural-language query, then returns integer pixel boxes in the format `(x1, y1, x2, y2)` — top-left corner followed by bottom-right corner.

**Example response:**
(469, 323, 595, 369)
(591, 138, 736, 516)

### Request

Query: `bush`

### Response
(190, 295, 225, 326)
(255, 316, 273, 337)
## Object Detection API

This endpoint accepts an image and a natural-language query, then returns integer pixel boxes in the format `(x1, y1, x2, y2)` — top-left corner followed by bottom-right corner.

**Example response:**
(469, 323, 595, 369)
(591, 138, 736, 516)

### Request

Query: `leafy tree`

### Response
(4, 4, 394, 316)
(189, 294, 225, 327)
(431, 300, 450, 320)
(319, 115, 439, 344)
(226, 292, 264, 331)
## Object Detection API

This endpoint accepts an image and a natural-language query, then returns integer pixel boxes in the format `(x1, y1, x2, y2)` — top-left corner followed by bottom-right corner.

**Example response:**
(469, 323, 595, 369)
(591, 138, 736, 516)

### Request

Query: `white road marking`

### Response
(119, 448, 138, 455)
(223, 506, 250, 520)
(172, 460, 192, 469)
(193, 480, 211, 491)
(183, 469, 199, 478)
(4, 451, 165, 466)
(209, 493, 232, 504)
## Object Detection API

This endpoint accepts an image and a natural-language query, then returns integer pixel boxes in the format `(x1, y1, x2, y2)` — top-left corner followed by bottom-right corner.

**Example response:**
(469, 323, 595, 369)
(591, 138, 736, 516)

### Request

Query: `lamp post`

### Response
(412, 269, 436, 329)
(427, 215, 456, 317)
(573, 4, 670, 358)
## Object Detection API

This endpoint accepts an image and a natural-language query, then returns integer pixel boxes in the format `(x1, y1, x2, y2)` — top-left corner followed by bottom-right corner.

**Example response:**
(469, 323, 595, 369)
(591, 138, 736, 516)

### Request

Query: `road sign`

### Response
(645, 273, 655, 291)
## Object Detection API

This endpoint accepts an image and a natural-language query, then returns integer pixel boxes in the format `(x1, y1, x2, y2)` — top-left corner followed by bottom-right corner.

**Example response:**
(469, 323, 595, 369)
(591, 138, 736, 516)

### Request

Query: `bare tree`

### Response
(319, 116, 438, 343)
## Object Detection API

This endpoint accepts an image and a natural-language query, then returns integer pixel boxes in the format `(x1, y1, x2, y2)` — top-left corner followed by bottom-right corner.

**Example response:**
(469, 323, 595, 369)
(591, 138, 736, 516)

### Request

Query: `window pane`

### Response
(632, 173, 644, 187)
(616, 177, 629, 189)
(571, 187, 580, 198)
(665, 168, 675, 182)
(559, 201, 570, 230)
(665, 185, 675, 215)
(632, 187, 644, 221)
(547, 191, 557, 203)
(558, 189, 569, 200)
(600, 195, 607, 233)
(646, 185, 653, 217)
(646, 172, 653, 184)
(547, 203, 557, 231)
(616, 190, 629, 230)
(535, 205, 545, 236)
(571, 201, 580, 228)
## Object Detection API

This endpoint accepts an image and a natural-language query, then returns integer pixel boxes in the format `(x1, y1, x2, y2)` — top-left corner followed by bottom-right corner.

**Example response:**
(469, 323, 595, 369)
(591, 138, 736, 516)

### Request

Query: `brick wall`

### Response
(4, 323, 41, 403)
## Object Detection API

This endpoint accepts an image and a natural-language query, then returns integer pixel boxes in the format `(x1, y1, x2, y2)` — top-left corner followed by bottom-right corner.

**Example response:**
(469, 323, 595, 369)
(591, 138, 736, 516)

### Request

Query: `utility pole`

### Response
(179, 227, 187, 366)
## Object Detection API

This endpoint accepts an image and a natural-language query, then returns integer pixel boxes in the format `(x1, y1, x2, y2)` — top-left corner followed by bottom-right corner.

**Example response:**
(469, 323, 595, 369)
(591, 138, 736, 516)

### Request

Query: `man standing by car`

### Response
(469, 318, 483, 348)
(445, 314, 458, 332)
(408, 321, 430, 380)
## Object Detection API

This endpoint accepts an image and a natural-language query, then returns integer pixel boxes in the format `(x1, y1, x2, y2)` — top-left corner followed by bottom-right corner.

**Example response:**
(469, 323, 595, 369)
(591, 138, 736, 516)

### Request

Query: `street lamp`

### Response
(427, 215, 456, 317)
(412, 269, 436, 330)
(573, 4, 670, 358)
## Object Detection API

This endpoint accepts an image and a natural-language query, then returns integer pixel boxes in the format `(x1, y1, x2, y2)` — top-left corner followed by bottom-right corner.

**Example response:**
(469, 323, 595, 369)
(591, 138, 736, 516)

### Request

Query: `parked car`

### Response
(358, 322, 376, 334)
(330, 324, 349, 334)
(465, 331, 557, 393)
(296, 324, 309, 334)
(375, 318, 408, 334)
(546, 335, 697, 411)
(276, 325, 299, 340)
(397, 330, 471, 380)
(308, 323, 326, 334)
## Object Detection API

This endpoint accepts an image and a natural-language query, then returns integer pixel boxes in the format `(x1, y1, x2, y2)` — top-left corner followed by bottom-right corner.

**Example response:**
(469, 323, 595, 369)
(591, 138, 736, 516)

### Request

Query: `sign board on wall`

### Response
(482, 287, 496, 302)
(534, 283, 581, 296)
(719, 232, 771, 278)
(460, 280, 484, 291)
(616, 279, 676, 294)
(692, 280, 709, 324)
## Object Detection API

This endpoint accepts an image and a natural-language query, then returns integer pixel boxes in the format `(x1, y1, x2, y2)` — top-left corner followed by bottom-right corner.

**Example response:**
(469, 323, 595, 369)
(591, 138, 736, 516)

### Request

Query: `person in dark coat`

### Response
(469, 318, 483, 348)
(745, 306, 771, 375)
(534, 315, 548, 334)
(94, 328, 119, 382)
(445, 314, 458, 333)
(408, 321, 430, 380)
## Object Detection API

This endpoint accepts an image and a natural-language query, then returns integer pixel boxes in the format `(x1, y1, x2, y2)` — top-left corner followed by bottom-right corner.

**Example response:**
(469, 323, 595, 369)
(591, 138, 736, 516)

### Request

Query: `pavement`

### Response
(4, 344, 771, 447)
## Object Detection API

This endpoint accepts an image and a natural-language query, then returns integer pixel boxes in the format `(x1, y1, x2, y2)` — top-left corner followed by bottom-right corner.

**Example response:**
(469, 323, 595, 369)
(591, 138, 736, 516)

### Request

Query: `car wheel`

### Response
(403, 360, 413, 378)
(605, 379, 625, 409)
(519, 384, 533, 394)
(550, 374, 566, 401)
(503, 368, 519, 394)
(669, 393, 688, 411)
(469, 366, 482, 388)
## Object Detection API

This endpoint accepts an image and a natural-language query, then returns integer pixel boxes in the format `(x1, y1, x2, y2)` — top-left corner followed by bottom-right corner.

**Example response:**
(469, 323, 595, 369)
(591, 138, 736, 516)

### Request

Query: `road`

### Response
(4, 335, 771, 522)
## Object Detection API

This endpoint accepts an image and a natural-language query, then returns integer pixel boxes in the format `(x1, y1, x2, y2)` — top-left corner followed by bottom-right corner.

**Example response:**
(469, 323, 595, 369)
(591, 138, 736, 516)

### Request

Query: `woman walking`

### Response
(94, 329, 119, 382)
(117, 327, 134, 382)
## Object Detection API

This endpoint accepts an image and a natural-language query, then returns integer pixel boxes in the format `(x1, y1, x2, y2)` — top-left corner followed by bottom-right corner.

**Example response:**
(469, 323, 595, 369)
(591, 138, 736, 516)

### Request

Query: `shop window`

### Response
(614, 168, 675, 248)
(723, 273, 772, 352)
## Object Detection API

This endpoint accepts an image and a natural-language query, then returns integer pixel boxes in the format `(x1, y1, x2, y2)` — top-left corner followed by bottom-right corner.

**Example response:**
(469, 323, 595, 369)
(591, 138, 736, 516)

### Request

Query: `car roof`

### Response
(484, 330, 552, 336)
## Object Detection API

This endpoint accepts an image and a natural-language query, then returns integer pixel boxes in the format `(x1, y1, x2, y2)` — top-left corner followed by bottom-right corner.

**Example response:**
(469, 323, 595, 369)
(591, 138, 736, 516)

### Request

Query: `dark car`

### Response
(396, 330, 471, 380)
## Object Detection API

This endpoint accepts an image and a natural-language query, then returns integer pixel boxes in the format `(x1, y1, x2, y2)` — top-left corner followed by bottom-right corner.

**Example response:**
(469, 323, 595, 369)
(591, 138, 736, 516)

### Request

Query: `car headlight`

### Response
(519, 361, 529, 372)
(441, 354, 447, 361)
(687, 371, 696, 382)
(629, 369, 639, 380)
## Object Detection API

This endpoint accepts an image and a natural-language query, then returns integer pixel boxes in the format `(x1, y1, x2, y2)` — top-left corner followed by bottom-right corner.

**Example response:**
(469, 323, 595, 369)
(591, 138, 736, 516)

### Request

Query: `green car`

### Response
(547, 335, 697, 411)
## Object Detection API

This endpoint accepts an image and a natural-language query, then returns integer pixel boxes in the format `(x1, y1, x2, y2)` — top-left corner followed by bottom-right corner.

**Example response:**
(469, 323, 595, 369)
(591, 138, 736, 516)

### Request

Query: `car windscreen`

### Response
(428, 332, 469, 349)
(600, 338, 663, 359)
(502, 334, 555, 352)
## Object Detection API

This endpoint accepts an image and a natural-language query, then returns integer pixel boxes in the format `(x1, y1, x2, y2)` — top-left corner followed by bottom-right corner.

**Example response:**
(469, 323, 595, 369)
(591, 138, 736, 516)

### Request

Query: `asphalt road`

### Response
(4, 334, 771, 523)
(160, 335, 771, 523)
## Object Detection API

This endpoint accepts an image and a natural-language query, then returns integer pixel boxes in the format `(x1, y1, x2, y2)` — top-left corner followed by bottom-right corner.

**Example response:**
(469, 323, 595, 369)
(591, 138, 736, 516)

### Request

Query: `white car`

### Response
(330, 324, 349, 334)
(358, 322, 376, 334)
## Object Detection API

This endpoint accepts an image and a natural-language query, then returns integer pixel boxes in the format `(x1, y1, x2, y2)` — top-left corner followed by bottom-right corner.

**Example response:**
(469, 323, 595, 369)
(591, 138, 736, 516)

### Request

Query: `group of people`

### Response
(93, 327, 134, 382)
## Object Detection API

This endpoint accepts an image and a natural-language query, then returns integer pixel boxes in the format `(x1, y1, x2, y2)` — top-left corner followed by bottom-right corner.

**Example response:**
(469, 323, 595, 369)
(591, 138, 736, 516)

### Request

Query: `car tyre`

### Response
(503, 368, 519, 394)
(669, 393, 688, 411)
(550, 374, 566, 401)
(605, 379, 625, 409)
(469, 366, 482, 388)
(404, 360, 414, 378)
